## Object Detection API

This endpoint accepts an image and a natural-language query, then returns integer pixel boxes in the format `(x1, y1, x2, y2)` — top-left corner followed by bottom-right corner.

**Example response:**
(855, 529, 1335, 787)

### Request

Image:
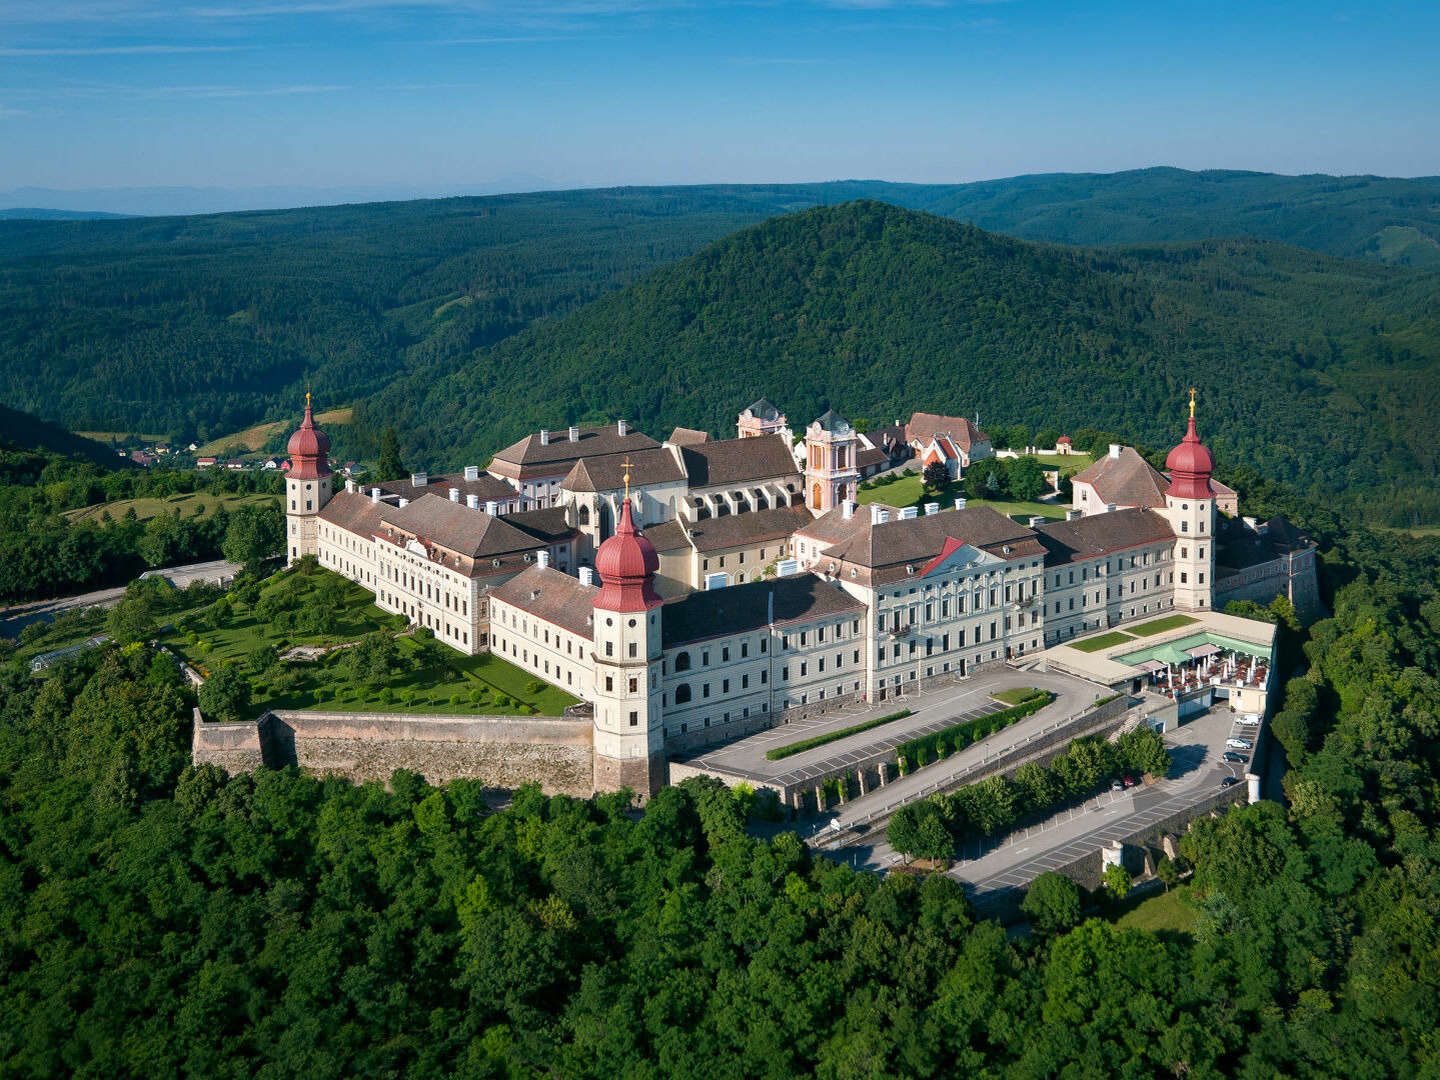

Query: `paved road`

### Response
(950, 707, 1250, 893)
(822, 706, 1257, 894)
(0, 558, 240, 638)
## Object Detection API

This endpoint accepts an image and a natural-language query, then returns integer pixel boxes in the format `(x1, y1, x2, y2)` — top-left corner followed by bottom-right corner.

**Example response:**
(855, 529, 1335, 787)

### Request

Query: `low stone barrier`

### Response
(192, 708, 595, 795)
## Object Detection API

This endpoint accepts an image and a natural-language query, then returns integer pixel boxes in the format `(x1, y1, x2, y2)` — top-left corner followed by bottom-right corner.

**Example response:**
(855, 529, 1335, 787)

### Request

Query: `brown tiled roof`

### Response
(317, 490, 391, 539)
(1034, 508, 1175, 565)
(795, 503, 876, 546)
(490, 565, 598, 639)
(642, 519, 691, 553)
(668, 426, 710, 446)
(1071, 448, 1168, 509)
(823, 504, 1040, 570)
(377, 471, 519, 505)
(680, 434, 800, 488)
(681, 505, 812, 554)
(856, 445, 889, 470)
(1214, 514, 1314, 574)
(505, 507, 578, 546)
(907, 412, 989, 451)
(562, 447, 684, 493)
(490, 425, 659, 479)
(381, 494, 543, 558)
(660, 573, 865, 648)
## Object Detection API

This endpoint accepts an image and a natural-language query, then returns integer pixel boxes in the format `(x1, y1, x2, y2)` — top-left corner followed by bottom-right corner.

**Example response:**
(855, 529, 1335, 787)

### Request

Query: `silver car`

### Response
(1226, 737, 1254, 750)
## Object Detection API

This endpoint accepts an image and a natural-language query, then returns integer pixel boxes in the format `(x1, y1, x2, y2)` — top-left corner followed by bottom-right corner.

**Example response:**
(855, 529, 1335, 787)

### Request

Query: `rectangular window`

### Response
(629, 711, 638, 727)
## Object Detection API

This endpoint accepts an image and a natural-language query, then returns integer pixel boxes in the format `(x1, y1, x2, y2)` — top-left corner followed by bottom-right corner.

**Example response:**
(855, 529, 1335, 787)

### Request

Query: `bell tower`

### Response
(804, 409, 860, 516)
(285, 389, 333, 565)
(591, 460, 667, 797)
(1163, 390, 1216, 611)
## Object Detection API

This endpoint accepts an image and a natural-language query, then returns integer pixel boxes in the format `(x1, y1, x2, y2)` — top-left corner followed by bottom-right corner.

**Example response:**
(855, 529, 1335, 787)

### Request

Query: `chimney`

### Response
(345, 478, 355, 494)
(466, 494, 479, 510)
(1066, 509, 1081, 521)
(485, 500, 498, 516)
(537, 550, 550, 569)
(579, 566, 596, 586)
(878, 509, 891, 524)
(397, 498, 409, 508)
(841, 500, 853, 520)
(900, 506, 918, 520)
(1106, 503, 1117, 513)
(463, 465, 479, 481)
(411, 471, 427, 487)
(1027, 516, 1044, 527)
(954, 497, 967, 510)
(617, 419, 628, 437)
(370, 487, 381, 502)
(924, 502, 939, 516)
(448, 487, 460, 503)
(568, 425, 579, 442)
(870, 505, 884, 525)
(1109, 444, 1121, 459)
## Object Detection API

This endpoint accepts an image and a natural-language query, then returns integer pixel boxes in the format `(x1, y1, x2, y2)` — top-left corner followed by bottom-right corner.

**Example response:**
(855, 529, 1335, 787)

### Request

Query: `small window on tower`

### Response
(629, 711, 638, 727)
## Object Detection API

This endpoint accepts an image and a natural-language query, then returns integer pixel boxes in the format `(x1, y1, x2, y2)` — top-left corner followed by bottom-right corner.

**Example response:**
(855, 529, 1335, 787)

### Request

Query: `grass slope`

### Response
(197, 407, 352, 457)
(65, 491, 275, 525)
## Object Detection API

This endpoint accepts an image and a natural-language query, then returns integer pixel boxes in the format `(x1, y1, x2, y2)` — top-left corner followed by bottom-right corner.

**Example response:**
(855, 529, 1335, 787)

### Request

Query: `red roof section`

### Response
(594, 499, 662, 612)
(286, 396, 332, 480)
(1164, 417, 1215, 500)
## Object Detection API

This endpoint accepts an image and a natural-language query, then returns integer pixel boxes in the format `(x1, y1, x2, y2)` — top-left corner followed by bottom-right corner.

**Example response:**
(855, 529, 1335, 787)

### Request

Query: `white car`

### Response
(1236, 713, 1262, 727)
(1226, 737, 1254, 750)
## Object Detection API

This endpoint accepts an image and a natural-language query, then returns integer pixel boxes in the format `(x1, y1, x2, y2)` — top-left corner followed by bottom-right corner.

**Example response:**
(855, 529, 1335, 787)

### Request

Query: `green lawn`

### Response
(165, 564, 579, 719)
(855, 475, 1063, 522)
(1127, 614, 1199, 637)
(1070, 630, 1135, 653)
(66, 491, 277, 525)
(1114, 887, 1200, 934)
(1031, 452, 1094, 474)
(992, 686, 1045, 706)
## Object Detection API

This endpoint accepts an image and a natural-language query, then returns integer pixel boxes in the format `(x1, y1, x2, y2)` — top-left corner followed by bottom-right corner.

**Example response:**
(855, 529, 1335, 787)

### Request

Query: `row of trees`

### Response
(887, 728, 1171, 859)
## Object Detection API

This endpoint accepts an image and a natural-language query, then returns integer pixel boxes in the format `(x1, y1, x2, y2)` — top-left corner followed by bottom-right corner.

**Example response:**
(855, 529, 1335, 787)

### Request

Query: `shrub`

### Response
(526, 680, 544, 695)
(896, 692, 1053, 770)
(764, 709, 913, 761)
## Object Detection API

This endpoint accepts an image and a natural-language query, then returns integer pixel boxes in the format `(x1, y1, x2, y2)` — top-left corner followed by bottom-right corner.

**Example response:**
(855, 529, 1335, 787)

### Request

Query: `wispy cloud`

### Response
(0, 43, 247, 55)
(0, 104, 31, 116)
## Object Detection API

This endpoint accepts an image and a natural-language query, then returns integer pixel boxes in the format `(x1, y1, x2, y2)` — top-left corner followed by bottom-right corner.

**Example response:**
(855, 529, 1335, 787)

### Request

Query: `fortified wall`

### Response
(193, 709, 595, 796)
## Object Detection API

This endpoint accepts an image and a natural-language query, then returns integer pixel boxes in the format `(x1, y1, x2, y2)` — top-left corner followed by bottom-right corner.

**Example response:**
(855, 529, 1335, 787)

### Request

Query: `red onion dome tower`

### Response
(287, 390, 332, 479)
(594, 497, 662, 612)
(1164, 403, 1214, 500)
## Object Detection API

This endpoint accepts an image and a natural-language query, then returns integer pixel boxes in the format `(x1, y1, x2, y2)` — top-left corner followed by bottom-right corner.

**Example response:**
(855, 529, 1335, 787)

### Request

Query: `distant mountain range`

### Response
(2, 169, 1439, 520)
(357, 200, 1440, 519)
(0, 176, 560, 217)
(0, 404, 120, 467)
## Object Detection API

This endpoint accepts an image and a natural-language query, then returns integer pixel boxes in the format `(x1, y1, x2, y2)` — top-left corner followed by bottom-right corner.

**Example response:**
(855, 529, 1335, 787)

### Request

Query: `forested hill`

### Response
(360, 200, 1440, 517)
(3, 170, 1439, 445)
(0, 405, 118, 467)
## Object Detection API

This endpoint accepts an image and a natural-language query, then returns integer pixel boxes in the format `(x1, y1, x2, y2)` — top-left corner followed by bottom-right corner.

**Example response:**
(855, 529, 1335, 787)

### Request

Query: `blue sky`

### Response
(1, 1, 1437, 192)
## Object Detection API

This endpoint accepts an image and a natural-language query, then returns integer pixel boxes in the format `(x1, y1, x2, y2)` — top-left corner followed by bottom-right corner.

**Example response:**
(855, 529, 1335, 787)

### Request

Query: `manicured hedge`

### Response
(765, 709, 913, 761)
(896, 691, 1054, 771)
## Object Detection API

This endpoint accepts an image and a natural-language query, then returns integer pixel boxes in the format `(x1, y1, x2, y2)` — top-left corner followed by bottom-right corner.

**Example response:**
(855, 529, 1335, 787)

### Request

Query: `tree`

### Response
(1156, 856, 1180, 892)
(922, 460, 950, 493)
(1021, 871, 1083, 934)
(376, 427, 405, 482)
(197, 663, 252, 724)
(1007, 456, 1048, 501)
(106, 593, 157, 645)
(913, 813, 954, 862)
(1103, 862, 1132, 902)
(222, 503, 285, 574)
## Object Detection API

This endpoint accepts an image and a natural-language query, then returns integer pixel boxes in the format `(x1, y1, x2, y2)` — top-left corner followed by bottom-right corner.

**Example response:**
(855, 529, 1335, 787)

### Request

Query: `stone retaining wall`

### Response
(192, 708, 595, 795)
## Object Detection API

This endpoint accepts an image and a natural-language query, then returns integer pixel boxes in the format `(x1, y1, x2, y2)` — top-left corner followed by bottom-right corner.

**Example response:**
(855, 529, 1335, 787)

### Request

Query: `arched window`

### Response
(578, 504, 591, 525)
(675, 683, 692, 704)
(812, 482, 823, 508)
(674, 651, 692, 672)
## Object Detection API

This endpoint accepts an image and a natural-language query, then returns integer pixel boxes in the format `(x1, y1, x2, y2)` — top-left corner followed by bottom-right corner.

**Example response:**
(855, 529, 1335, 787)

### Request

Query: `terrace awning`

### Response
(1136, 659, 1168, 673)
(1186, 643, 1222, 660)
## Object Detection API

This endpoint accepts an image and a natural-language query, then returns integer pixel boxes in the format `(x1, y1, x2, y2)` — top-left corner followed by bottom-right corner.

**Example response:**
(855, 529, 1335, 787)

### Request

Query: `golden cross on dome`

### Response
(305, 380, 312, 411)
(621, 455, 632, 500)
(1188, 387, 1197, 419)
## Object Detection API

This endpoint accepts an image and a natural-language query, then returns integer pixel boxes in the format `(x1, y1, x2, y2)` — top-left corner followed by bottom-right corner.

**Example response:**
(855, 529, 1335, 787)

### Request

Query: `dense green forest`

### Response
(3, 169, 1439, 444)
(0, 442, 283, 602)
(363, 200, 1440, 522)
(1, 500, 1439, 1077)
